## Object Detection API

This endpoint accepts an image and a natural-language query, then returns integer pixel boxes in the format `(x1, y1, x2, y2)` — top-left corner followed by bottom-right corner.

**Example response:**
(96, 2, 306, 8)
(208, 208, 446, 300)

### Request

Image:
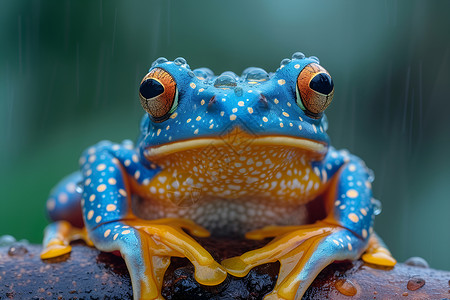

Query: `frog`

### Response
(41, 52, 396, 300)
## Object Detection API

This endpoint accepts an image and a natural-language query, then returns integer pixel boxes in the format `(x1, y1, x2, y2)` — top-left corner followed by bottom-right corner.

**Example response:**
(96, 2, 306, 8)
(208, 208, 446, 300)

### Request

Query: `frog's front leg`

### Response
(58, 141, 226, 299)
(222, 149, 395, 300)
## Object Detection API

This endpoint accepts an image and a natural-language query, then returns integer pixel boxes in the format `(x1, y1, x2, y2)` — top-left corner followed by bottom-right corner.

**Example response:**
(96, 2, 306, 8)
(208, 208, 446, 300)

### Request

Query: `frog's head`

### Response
(137, 53, 334, 173)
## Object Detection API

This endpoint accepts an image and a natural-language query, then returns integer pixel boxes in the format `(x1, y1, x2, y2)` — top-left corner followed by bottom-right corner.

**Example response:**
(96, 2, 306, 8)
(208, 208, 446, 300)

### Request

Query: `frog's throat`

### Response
(144, 127, 327, 160)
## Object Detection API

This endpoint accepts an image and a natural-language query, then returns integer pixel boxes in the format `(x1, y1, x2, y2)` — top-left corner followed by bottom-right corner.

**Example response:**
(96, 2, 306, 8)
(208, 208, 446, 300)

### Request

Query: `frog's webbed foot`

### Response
(40, 221, 93, 259)
(91, 218, 227, 300)
(362, 233, 396, 267)
(222, 221, 366, 300)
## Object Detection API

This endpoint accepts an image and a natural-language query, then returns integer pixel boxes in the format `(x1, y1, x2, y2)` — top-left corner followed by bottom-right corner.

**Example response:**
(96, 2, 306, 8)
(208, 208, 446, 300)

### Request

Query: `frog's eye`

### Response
(139, 68, 178, 122)
(296, 63, 334, 119)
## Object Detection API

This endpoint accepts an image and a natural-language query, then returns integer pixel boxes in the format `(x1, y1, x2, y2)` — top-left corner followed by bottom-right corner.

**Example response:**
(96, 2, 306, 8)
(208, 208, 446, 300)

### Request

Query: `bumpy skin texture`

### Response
(42, 53, 394, 300)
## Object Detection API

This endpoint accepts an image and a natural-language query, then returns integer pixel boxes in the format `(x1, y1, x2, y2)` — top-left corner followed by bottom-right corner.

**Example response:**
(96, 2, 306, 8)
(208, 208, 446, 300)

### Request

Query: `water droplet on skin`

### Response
(193, 68, 214, 80)
(280, 58, 291, 67)
(188, 71, 195, 78)
(0, 235, 16, 246)
(404, 257, 429, 268)
(292, 52, 305, 59)
(221, 71, 239, 80)
(76, 181, 84, 193)
(321, 114, 329, 131)
(407, 278, 425, 291)
(372, 199, 382, 215)
(335, 278, 357, 296)
(214, 74, 237, 88)
(8, 243, 28, 257)
(174, 57, 187, 66)
(151, 57, 168, 67)
(245, 68, 269, 82)
(367, 169, 375, 182)
(309, 56, 320, 63)
(234, 86, 243, 97)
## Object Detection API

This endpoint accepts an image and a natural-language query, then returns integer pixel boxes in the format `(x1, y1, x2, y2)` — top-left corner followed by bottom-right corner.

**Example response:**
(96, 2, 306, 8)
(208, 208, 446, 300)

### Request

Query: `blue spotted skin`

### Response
(44, 53, 380, 299)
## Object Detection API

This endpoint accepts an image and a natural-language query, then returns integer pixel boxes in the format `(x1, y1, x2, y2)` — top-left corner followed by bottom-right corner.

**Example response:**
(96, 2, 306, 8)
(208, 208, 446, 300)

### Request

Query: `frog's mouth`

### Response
(144, 127, 327, 161)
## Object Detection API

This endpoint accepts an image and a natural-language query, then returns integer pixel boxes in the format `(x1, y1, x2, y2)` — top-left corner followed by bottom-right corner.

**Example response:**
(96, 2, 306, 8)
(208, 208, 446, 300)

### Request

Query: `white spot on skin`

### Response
(95, 215, 102, 223)
(348, 213, 359, 223)
(348, 164, 356, 172)
(106, 204, 117, 212)
(89, 194, 96, 202)
(104, 229, 111, 238)
(66, 183, 76, 193)
(122, 230, 131, 235)
(362, 229, 368, 239)
(346, 189, 359, 198)
(58, 193, 68, 204)
(87, 210, 94, 220)
(47, 199, 56, 211)
(97, 184, 107, 192)
(119, 189, 127, 197)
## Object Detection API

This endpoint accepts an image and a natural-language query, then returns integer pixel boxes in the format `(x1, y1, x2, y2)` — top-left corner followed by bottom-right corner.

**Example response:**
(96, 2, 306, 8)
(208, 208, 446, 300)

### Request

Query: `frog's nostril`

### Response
(309, 73, 334, 95)
(208, 95, 217, 108)
(140, 79, 164, 99)
(259, 94, 269, 108)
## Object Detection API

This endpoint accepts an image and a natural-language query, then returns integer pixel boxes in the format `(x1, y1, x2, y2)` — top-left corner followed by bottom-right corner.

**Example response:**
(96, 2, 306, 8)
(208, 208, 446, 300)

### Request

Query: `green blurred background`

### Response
(1, 0, 449, 270)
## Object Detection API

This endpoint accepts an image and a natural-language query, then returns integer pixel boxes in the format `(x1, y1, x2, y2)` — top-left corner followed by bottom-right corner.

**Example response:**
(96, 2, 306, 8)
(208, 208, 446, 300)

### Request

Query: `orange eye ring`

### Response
(296, 63, 334, 118)
(139, 68, 178, 122)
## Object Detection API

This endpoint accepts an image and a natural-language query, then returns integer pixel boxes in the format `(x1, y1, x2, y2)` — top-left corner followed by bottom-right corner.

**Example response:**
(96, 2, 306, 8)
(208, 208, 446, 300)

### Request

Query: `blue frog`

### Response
(41, 52, 396, 299)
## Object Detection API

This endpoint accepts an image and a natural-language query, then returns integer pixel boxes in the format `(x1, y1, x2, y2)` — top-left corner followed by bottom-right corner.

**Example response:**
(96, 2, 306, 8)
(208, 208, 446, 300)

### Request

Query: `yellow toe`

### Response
(40, 243, 72, 259)
(221, 257, 252, 277)
(362, 251, 397, 267)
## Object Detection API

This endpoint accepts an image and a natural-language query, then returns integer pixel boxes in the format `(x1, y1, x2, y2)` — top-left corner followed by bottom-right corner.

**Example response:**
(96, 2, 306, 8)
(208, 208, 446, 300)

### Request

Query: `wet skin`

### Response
(42, 53, 396, 300)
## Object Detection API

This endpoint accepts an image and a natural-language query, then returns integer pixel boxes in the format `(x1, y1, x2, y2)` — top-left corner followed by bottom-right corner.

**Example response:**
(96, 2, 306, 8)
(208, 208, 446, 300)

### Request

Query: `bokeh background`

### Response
(1, 0, 449, 270)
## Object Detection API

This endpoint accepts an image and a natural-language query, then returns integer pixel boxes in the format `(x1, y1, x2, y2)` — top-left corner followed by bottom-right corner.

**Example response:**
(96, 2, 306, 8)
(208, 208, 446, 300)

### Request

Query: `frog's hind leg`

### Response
(362, 232, 396, 267)
(41, 172, 92, 259)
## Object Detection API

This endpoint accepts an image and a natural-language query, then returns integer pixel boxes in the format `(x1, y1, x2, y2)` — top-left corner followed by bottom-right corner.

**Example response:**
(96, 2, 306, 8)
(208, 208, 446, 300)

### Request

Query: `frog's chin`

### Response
(144, 131, 327, 161)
